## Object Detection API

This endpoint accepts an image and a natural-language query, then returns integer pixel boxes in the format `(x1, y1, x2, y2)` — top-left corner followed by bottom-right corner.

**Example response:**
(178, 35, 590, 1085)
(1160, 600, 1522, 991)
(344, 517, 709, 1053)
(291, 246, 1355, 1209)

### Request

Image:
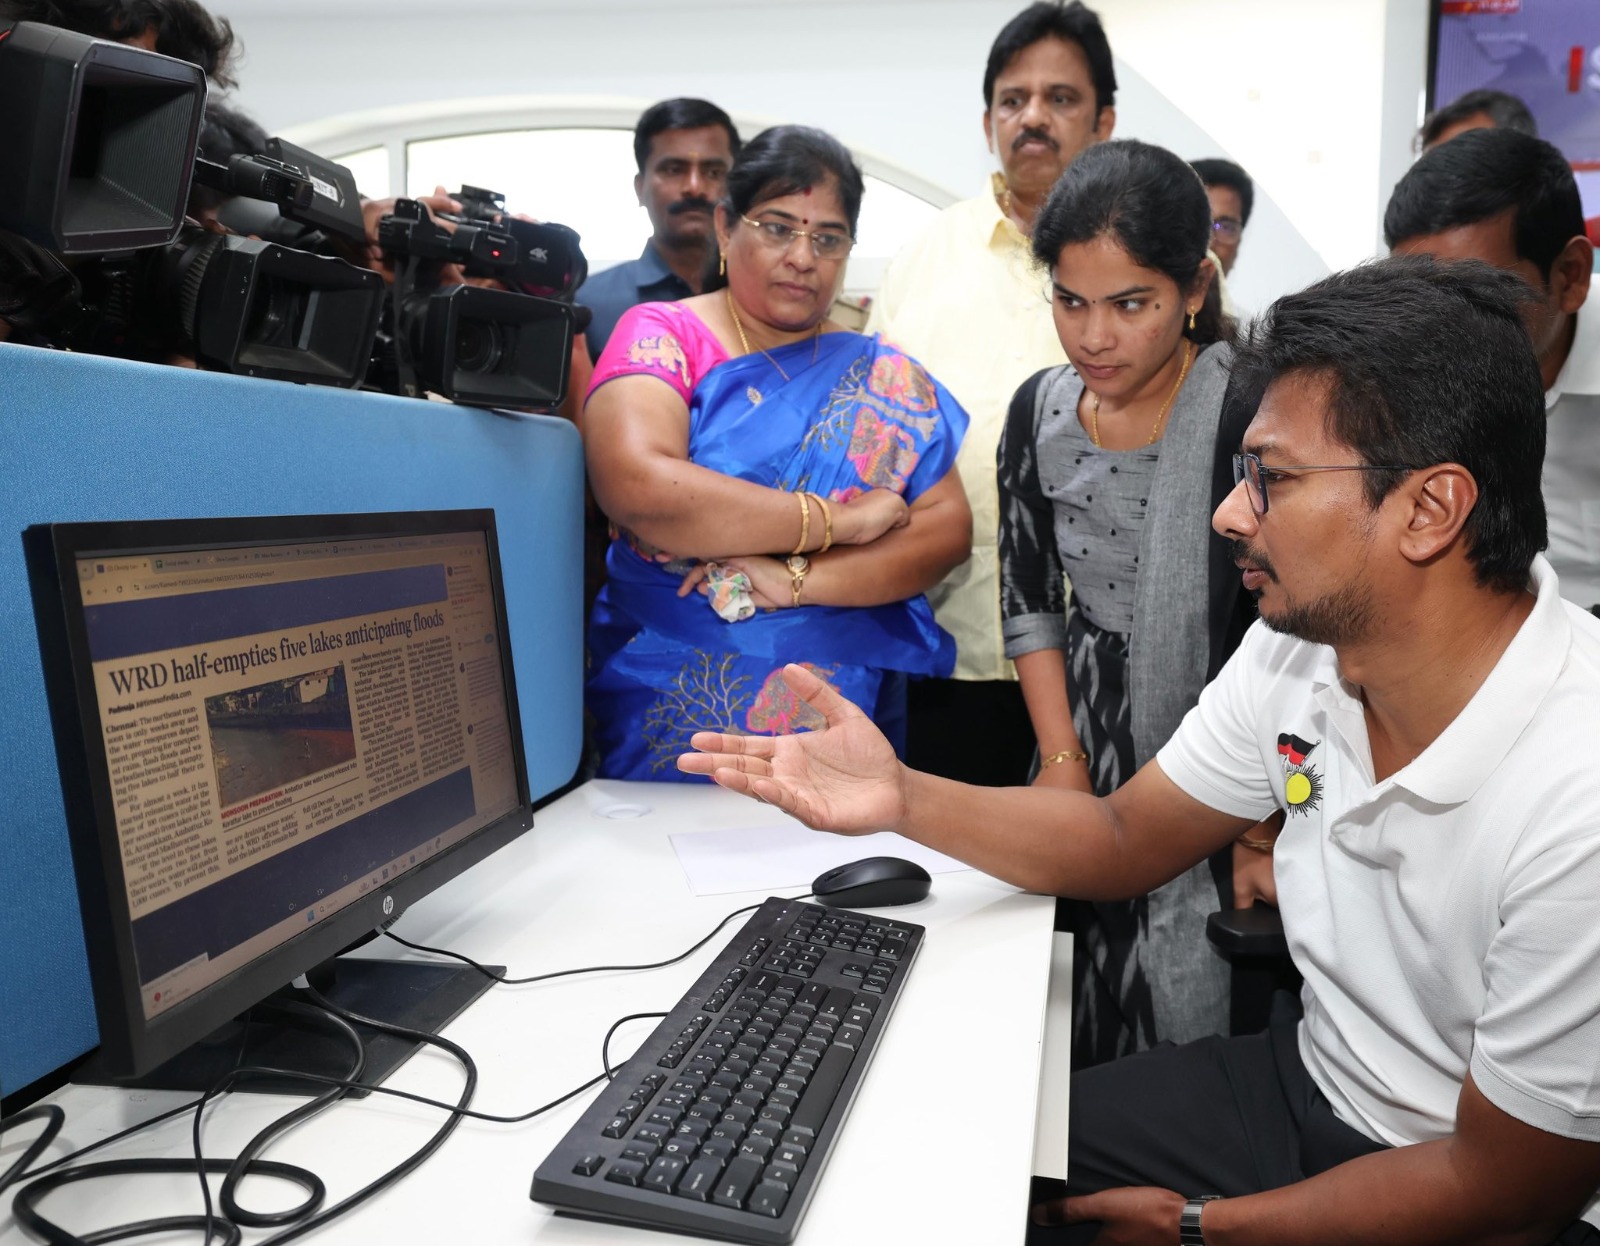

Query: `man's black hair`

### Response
(632, 98, 742, 174)
(721, 125, 864, 234)
(1231, 255, 1547, 594)
(1033, 139, 1230, 346)
(1383, 128, 1583, 280)
(1420, 87, 1537, 149)
(0, 0, 237, 86)
(983, 1, 1116, 115)
(1190, 157, 1254, 227)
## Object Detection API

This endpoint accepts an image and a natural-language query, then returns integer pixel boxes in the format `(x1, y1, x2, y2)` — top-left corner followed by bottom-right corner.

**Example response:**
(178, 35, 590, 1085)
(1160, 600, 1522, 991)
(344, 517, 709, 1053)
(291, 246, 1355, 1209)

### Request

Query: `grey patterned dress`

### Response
(997, 347, 1238, 1068)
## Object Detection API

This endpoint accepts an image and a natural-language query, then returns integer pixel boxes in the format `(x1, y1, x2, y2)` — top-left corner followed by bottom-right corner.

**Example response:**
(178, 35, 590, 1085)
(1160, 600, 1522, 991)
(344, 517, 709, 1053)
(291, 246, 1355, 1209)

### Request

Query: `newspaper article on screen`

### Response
(75, 529, 520, 1020)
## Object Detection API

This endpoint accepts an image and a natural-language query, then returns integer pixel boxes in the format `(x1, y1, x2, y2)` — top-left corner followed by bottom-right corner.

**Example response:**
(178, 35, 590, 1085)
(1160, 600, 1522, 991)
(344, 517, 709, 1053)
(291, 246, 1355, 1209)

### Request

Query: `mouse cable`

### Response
(8, 999, 665, 1246)
(382, 890, 816, 986)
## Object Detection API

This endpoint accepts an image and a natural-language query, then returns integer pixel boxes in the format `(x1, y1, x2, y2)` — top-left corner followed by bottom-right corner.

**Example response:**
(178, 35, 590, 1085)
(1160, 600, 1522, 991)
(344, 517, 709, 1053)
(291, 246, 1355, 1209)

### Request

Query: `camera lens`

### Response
(244, 275, 304, 348)
(454, 317, 505, 374)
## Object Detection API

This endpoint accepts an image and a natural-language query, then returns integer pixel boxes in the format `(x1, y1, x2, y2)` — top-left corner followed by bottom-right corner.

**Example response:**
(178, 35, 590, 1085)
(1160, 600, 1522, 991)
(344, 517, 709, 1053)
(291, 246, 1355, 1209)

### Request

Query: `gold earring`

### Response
(1187, 308, 1197, 333)
(719, 253, 726, 277)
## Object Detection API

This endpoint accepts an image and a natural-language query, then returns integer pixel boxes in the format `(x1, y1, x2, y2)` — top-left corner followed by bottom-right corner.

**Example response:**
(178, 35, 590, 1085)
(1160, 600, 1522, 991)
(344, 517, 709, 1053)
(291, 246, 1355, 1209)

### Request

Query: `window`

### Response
(303, 105, 950, 300)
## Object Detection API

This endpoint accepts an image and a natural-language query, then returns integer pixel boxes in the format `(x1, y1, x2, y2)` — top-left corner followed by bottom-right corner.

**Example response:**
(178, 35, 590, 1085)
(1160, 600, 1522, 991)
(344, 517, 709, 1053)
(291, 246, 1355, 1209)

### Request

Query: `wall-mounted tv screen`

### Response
(1430, 0, 1600, 215)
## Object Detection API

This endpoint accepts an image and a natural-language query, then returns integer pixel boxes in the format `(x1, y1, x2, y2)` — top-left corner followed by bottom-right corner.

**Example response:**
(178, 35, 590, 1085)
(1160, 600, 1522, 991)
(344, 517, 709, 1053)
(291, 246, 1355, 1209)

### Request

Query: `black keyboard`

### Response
(531, 895, 923, 1243)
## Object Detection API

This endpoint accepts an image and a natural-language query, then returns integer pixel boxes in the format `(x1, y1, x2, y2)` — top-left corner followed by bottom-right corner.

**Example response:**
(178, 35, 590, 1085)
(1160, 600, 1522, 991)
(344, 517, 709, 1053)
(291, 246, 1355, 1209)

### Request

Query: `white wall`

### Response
(223, 0, 1430, 313)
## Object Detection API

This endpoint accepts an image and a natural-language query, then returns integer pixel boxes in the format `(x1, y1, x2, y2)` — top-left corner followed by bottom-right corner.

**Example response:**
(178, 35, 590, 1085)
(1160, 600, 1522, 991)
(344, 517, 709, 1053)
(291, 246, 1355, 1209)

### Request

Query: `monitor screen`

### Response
(1430, 0, 1600, 216)
(26, 511, 532, 1082)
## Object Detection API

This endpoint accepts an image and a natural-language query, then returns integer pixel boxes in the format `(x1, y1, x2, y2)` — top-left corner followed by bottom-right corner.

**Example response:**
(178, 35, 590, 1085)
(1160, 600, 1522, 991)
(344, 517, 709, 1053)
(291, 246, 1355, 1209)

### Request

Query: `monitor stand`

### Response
(74, 957, 501, 1098)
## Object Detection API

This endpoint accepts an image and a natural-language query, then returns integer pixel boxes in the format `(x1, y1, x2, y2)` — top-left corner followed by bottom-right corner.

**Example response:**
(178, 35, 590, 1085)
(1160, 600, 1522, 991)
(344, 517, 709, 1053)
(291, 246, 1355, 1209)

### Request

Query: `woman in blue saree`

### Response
(583, 126, 973, 780)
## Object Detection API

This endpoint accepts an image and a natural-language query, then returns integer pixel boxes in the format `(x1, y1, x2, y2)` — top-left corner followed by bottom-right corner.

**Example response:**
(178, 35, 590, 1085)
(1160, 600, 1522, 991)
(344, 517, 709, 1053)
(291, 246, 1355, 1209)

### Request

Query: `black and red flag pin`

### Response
(1277, 733, 1317, 766)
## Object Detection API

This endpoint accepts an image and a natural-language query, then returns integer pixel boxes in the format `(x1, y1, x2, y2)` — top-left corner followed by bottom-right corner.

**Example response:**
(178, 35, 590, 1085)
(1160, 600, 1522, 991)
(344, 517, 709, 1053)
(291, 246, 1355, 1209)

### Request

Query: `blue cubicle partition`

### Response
(0, 343, 584, 1097)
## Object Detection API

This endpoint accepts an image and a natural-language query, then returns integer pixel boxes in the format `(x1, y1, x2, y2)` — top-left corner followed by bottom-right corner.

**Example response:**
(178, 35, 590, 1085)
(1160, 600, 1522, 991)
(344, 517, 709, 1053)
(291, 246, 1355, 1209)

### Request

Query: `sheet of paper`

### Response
(668, 822, 971, 897)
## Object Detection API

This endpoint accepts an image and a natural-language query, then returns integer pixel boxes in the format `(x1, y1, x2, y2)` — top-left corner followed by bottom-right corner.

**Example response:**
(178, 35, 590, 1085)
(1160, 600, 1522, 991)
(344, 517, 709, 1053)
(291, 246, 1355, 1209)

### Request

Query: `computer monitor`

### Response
(25, 510, 532, 1092)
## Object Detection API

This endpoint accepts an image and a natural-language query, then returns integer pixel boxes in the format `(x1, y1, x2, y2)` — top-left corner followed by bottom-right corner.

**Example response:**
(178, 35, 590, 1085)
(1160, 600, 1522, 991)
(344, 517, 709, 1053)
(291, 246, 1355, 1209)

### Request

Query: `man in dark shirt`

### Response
(578, 98, 741, 361)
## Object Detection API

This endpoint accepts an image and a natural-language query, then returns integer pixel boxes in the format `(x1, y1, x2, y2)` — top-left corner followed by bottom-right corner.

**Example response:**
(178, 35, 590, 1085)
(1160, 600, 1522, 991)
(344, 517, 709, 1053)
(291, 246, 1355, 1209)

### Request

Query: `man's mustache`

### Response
(1012, 128, 1059, 153)
(1229, 539, 1279, 583)
(670, 197, 716, 215)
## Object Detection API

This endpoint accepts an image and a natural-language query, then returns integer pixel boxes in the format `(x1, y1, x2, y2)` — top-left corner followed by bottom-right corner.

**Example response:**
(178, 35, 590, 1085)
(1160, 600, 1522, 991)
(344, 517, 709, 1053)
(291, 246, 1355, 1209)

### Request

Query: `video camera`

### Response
(0, 22, 586, 408)
(368, 194, 583, 408)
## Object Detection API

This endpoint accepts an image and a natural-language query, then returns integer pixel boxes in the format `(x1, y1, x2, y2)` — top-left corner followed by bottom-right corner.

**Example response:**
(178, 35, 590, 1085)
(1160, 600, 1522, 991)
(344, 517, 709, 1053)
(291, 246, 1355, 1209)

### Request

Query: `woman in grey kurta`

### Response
(996, 140, 1255, 1067)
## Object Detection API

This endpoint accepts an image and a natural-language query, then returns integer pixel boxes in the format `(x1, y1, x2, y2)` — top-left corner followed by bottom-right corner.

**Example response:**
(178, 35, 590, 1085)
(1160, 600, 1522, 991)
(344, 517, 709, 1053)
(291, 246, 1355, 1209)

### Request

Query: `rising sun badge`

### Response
(1277, 732, 1324, 817)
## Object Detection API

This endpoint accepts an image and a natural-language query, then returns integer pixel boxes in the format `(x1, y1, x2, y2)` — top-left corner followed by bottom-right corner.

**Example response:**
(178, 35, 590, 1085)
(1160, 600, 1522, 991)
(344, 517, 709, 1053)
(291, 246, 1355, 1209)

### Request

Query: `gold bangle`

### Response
(1237, 835, 1276, 853)
(1040, 749, 1088, 769)
(786, 554, 810, 607)
(809, 492, 834, 554)
(791, 490, 811, 556)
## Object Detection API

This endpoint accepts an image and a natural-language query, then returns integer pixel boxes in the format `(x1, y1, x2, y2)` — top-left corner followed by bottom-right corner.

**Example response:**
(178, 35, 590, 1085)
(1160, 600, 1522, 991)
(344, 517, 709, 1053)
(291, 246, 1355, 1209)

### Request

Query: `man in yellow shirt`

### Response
(867, 0, 1116, 784)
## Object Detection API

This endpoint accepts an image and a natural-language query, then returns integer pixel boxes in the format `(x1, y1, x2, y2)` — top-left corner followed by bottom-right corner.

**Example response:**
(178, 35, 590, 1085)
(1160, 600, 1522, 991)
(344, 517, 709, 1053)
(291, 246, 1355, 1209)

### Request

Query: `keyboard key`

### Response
(773, 1143, 808, 1169)
(633, 1124, 667, 1146)
(601, 1115, 631, 1138)
(738, 1134, 776, 1162)
(836, 1024, 867, 1051)
(745, 1119, 784, 1146)
(661, 1134, 698, 1161)
(644, 1156, 686, 1193)
(790, 1042, 856, 1136)
(763, 1159, 800, 1188)
(677, 1156, 723, 1201)
(573, 1154, 603, 1177)
(621, 1141, 659, 1165)
(700, 1136, 738, 1162)
(605, 1159, 646, 1186)
(713, 1156, 764, 1208)
(748, 1181, 791, 1218)
(675, 1118, 713, 1142)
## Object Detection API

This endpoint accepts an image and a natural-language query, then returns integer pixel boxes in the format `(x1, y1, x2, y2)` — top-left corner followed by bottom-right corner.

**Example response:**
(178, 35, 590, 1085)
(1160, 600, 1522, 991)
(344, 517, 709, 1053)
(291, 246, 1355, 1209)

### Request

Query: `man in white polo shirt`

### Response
(680, 258, 1600, 1244)
(1385, 128, 1600, 612)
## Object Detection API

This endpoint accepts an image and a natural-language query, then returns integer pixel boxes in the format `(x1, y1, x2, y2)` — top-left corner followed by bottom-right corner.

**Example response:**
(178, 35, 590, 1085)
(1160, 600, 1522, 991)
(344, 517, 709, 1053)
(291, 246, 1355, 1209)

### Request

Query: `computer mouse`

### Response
(811, 856, 932, 908)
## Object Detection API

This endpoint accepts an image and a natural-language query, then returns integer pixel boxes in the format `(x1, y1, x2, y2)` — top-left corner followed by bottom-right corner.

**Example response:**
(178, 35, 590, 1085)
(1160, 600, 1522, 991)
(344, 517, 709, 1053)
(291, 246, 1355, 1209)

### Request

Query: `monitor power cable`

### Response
(382, 891, 816, 985)
(3, 998, 665, 1246)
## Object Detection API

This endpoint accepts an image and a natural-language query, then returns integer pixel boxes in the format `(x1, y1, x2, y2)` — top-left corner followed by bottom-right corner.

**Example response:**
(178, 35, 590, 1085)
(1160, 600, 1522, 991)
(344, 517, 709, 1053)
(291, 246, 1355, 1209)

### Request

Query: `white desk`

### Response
(2, 781, 1059, 1244)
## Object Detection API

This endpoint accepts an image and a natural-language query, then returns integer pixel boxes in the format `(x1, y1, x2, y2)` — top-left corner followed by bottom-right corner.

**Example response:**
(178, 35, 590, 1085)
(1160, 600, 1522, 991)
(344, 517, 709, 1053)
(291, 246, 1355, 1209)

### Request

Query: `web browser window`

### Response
(75, 527, 519, 1020)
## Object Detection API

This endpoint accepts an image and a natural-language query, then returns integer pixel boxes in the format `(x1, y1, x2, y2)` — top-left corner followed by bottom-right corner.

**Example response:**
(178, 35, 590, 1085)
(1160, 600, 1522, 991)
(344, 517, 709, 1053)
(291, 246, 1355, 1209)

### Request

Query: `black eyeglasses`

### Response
(1211, 216, 1243, 241)
(1232, 452, 1415, 516)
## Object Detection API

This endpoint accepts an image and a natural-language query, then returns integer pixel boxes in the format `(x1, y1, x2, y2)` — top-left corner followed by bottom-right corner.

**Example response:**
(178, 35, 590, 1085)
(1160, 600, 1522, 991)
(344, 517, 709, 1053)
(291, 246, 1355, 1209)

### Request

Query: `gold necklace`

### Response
(1090, 339, 1196, 448)
(725, 288, 820, 382)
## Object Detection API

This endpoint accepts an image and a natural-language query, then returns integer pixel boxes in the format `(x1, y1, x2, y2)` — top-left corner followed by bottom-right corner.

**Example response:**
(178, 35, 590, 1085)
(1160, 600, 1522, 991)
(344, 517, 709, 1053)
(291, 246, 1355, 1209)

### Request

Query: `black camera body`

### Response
(446, 186, 588, 299)
(372, 198, 577, 409)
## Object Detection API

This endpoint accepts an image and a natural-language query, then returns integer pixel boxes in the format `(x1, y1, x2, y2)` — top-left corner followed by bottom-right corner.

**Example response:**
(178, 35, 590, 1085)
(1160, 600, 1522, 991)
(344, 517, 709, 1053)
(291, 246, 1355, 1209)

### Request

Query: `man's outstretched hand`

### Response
(677, 664, 908, 834)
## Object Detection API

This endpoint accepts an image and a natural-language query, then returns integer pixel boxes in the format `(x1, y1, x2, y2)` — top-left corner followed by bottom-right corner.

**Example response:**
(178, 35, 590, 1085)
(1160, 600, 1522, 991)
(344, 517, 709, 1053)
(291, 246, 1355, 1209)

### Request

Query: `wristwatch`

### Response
(785, 555, 810, 607)
(1179, 1195, 1221, 1245)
